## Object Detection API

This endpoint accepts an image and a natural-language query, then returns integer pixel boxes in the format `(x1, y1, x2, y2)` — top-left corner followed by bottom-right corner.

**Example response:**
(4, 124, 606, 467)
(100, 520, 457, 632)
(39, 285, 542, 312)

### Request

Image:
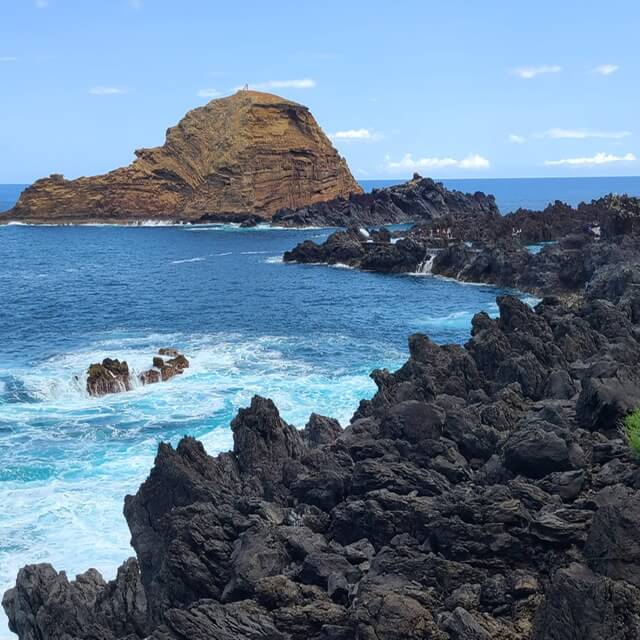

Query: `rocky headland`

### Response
(1, 91, 360, 224)
(5, 180, 640, 638)
(6, 274, 640, 638)
(283, 193, 640, 300)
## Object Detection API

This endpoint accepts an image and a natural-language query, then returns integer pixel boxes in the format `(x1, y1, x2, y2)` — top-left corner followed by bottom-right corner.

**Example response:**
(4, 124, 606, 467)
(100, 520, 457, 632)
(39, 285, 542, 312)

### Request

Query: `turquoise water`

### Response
(0, 176, 638, 638)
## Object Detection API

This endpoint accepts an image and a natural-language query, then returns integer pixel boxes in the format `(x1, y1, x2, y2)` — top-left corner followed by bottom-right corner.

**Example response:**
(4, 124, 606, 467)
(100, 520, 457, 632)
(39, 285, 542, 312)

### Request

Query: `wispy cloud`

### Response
(512, 65, 561, 79)
(508, 134, 526, 144)
(35, 0, 48, 8)
(593, 64, 619, 76)
(330, 129, 377, 141)
(130, 0, 143, 8)
(0, 56, 18, 62)
(89, 86, 125, 95)
(196, 88, 220, 98)
(247, 78, 316, 90)
(545, 152, 636, 166)
(386, 153, 490, 171)
(540, 127, 631, 140)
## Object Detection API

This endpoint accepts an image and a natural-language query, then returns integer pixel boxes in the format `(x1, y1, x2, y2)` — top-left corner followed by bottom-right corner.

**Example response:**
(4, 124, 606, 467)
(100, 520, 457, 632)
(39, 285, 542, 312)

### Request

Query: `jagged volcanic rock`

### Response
(86, 358, 131, 396)
(3, 91, 361, 224)
(87, 350, 189, 395)
(7, 275, 640, 638)
(284, 195, 640, 300)
(272, 173, 499, 227)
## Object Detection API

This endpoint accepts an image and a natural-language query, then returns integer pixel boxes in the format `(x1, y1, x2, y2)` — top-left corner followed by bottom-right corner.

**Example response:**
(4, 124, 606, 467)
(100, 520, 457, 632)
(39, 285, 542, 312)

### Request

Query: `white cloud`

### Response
(89, 86, 125, 95)
(545, 152, 636, 166)
(35, 0, 48, 7)
(386, 153, 490, 171)
(593, 64, 619, 76)
(0, 56, 18, 62)
(458, 154, 491, 169)
(330, 129, 372, 140)
(509, 134, 526, 144)
(247, 78, 316, 90)
(196, 88, 220, 98)
(512, 65, 561, 79)
(540, 127, 631, 139)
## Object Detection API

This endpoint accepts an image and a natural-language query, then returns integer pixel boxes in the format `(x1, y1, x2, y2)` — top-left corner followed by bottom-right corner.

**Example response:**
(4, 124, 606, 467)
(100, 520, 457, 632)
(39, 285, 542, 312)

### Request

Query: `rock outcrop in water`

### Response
(7, 265, 640, 637)
(2, 91, 361, 224)
(86, 358, 132, 396)
(86, 350, 189, 396)
(272, 173, 499, 227)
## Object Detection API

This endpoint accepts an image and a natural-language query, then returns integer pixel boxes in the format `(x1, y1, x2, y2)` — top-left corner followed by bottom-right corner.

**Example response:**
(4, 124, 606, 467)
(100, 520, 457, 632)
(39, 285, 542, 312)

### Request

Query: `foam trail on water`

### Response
(170, 257, 206, 264)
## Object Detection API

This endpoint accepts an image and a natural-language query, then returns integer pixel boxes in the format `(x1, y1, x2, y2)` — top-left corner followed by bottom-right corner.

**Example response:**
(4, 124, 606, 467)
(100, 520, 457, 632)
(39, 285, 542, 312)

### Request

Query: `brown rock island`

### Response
(2, 90, 361, 225)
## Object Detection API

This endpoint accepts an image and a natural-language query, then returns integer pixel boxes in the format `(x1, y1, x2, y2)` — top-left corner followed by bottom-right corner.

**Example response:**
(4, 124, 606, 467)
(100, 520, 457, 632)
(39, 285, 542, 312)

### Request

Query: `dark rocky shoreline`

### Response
(6, 285, 640, 639)
(5, 182, 640, 639)
(271, 174, 499, 228)
(283, 193, 640, 300)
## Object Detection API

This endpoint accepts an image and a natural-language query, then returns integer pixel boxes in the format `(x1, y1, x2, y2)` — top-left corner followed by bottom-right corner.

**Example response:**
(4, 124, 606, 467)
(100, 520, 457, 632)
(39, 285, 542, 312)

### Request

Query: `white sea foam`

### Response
(170, 257, 206, 264)
(264, 255, 283, 264)
(522, 295, 542, 308)
(0, 330, 378, 624)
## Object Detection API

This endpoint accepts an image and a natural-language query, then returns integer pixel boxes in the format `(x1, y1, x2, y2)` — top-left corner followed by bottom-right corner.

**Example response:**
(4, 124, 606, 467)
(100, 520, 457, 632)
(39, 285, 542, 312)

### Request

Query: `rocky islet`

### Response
(86, 349, 190, 396)
(2, 91, 361, 225)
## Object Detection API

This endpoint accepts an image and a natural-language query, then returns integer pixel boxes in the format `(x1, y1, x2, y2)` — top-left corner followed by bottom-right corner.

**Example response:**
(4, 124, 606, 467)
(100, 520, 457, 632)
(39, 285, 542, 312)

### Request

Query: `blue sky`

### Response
(1, 0, 638, 182)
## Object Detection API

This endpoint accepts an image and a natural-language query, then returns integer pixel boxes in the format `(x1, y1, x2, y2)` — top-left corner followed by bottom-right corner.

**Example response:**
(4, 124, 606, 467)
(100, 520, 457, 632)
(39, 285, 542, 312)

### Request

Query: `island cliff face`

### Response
(4, 91, 361, 224)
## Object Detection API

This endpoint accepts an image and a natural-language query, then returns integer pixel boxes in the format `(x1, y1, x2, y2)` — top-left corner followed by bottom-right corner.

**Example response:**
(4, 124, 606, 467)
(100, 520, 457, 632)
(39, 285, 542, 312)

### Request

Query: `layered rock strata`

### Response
(3, 91, 361, 224)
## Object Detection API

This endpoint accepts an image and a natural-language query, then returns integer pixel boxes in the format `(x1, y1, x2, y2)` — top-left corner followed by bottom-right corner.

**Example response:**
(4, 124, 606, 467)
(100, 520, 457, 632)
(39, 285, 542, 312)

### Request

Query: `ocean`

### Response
(0, 175, 639, 637)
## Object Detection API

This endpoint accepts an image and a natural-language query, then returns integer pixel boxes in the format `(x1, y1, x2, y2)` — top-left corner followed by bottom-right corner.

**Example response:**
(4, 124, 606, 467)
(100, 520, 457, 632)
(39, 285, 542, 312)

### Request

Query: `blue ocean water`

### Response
(0, 175, 637, 637)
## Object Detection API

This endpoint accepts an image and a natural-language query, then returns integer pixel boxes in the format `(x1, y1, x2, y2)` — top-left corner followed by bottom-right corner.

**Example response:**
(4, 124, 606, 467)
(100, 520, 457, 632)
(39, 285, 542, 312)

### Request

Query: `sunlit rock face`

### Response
(4, 90, 361, 224)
